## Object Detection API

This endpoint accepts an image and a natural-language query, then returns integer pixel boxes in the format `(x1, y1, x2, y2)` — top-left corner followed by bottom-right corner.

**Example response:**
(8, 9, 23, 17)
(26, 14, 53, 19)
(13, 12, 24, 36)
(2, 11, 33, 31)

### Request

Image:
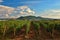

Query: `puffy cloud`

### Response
(0, 0, 3, 2)
(17, 6, 35, 15)
(10, 6, 35, 18)
(0, 5, 14, 18)
(0, 5, 14, 14)
(40, 9, 60, 19)
(0, 5, 35, 18)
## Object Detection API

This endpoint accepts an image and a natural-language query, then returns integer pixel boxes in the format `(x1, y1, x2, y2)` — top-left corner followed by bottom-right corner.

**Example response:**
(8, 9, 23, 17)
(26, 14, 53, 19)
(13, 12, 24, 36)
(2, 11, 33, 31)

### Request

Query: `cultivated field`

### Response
(0, 20, 60, 40)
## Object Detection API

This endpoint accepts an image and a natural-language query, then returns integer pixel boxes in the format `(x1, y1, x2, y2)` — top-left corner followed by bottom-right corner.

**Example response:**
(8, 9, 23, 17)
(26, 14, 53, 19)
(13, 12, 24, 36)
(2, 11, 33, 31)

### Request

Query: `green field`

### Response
(0, 20, 60, 40)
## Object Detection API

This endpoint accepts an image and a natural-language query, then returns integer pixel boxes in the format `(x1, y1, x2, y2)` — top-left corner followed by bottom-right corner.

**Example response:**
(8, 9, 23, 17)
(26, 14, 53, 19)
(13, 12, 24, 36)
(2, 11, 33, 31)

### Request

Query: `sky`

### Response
(0, 0, 56, 11)
(0, 0, 60, 19)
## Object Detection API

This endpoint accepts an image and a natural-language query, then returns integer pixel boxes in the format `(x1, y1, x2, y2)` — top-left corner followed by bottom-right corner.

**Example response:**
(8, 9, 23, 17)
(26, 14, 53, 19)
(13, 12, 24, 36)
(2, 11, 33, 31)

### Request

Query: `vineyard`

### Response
(0, 20, 60, 40)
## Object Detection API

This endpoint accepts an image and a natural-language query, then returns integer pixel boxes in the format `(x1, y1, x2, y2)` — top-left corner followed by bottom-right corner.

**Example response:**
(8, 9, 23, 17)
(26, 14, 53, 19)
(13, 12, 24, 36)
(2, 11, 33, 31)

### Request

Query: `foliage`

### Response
(0, 20, 60, 39)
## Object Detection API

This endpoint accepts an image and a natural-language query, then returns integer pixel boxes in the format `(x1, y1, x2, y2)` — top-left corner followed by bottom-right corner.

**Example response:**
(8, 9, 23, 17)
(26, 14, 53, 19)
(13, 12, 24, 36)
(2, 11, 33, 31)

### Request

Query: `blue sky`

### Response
(0, 0, 60, 11)
(1, 0, 60, 11)
(1, 0, 60, 18)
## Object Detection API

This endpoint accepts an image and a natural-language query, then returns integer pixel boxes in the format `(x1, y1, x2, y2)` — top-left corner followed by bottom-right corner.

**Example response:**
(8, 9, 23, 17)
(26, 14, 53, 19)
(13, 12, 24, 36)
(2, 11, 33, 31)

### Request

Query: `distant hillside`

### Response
(0, 16, 59, 20)
(17, 16, 54, 20)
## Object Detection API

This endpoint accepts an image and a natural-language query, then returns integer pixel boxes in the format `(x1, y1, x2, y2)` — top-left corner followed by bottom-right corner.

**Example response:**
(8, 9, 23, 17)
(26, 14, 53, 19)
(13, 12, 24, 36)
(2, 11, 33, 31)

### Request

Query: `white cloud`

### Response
(0, 0, 3, 2)
(13, 6, 35, 18)
(19, 6, 35, 14)
(8, 6, 35, 18)
(0, 5, 15, 18)
(40, 9, 60, 19)
(0, 5, 35, 18)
